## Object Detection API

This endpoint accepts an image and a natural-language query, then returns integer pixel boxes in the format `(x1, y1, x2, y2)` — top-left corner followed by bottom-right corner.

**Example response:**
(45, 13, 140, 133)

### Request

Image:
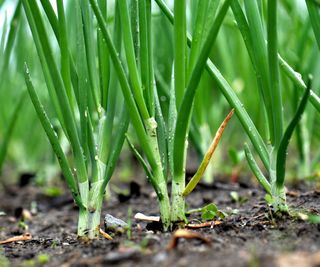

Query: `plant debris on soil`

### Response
(0, 179, 320, 267)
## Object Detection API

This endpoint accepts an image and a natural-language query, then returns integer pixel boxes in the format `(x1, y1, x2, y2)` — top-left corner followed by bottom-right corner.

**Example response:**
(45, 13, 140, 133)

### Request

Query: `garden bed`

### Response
(1, 179, 319, 267)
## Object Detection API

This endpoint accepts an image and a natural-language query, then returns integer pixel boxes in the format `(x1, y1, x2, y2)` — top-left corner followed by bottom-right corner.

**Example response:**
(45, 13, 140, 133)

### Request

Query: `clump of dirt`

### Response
(0, 180, 319, 267)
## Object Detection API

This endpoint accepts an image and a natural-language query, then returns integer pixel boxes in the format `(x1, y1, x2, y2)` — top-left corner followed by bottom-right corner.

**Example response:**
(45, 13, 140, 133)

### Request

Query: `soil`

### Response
(0, 177, 320, 267)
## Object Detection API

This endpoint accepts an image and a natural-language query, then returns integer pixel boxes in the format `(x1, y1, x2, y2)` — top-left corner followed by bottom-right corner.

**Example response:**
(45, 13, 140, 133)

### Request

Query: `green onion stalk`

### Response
(90, 0, 233, 229)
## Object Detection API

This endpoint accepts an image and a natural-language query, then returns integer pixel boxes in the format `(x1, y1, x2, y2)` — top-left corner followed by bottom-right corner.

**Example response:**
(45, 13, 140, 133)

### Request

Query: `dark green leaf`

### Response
(276, 82, 311, 188)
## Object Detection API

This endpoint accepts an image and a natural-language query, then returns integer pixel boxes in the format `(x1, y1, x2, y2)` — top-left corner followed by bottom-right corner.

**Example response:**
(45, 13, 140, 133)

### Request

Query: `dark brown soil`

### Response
(0, 179, 320, 267)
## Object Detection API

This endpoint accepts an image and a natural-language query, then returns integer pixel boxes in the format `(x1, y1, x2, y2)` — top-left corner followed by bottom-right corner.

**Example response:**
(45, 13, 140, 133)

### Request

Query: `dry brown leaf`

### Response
(99, 228, 113, 240)
(167, 229, 211, 250)
(0, 233, 32, 245)
(186, 220, 222, 229)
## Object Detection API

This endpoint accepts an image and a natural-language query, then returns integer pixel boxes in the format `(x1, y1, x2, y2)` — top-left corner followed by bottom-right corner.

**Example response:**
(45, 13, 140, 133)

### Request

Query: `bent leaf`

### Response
(244, 143, 271, 195)
(24, 64, 84, 209)
(276, 80, 311, 188)
(183, 109, 234, 196)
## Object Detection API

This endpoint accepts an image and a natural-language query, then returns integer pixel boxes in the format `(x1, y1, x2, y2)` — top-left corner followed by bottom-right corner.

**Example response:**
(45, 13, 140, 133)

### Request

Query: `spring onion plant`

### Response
(23, 0, 129, 239)
(284, 2, 320, 178)
(89, 0, 233, 229)
(230, 0, 320, 211)
(156, 0, 320, 212)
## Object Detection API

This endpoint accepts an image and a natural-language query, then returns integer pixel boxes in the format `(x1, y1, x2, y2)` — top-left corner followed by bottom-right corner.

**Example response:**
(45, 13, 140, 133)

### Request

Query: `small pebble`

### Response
(104, 214, 128, 232)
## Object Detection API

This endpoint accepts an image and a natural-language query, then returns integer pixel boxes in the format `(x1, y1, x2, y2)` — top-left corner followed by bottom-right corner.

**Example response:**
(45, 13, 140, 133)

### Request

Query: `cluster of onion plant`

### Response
(154, 0, 320, 213)
(89, 0, 236, 229)
(23, 0, 129, 239)
(89, 0, 320, 229)
(229, 0, 320, 211)
(13, 0, 320, 238)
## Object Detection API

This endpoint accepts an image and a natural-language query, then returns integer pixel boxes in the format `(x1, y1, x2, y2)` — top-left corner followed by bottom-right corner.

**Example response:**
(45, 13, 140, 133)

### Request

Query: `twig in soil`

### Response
(186, 220, 222, 229)
(99, 228, 113, 240)
(134, 212, 160, 222)
(167, 229, 211, 250)
(0, 233, 32, 244)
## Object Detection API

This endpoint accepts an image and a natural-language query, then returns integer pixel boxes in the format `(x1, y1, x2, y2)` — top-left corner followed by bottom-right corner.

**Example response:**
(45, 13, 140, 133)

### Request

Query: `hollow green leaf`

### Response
(278, 55, 320, 113)
(139, 0, 154, 116)
(267, 0, 283, 148)
(306, 0, 320, 50)
(23, 0, 87, 183)
(0, 0, 21, 80)
(174, 0, 187, 109)
(118, 0, 149, 120)
(99, 106, 130, 196)
(57, 0, 74, 108)
(40, 0, 80, 103)
(276, 81, 311, 188)
(97, 0, 109, 110)
(244, 143, 271, 195)
(80, 0, 100, 114)
(126, 135, 162, 200)
(98, 2, 122, 165)
(24, 64, 84, 209)
(154, 87, 168, 179)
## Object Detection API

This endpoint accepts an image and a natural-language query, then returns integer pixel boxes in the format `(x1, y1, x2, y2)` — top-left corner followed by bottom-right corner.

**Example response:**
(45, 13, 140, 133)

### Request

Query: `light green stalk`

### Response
(170, 0, 188, 223)
(172, 0, 232, 222)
